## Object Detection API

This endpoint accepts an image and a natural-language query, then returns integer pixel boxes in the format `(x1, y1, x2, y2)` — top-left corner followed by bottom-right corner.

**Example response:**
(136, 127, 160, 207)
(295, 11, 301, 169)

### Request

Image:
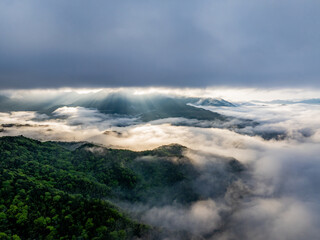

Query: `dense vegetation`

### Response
(0, 136, 243, 239)
(0, 136, 147, 239)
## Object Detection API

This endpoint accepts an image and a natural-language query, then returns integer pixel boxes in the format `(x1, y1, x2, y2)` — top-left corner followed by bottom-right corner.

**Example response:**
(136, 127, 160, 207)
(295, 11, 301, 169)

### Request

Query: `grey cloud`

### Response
(1, 0, 320, 88)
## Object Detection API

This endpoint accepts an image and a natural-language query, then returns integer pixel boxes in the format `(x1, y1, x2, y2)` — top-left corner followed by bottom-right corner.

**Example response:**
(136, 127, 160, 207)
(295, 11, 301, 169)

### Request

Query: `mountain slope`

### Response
(0, 92, 228, 122)
(0, 136, 147, 239)
(0, 136, 245, 239)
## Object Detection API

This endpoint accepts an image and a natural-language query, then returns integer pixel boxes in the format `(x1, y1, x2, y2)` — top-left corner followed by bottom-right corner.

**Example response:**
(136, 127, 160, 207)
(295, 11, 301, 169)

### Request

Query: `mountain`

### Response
(0, 136, 245, 239)
(0, 92, 228, 122)
(192, 98, 236, 107)
(0, 136, 148, 239)
(0, 91, 285, 141)
(71, 92, 227, 122)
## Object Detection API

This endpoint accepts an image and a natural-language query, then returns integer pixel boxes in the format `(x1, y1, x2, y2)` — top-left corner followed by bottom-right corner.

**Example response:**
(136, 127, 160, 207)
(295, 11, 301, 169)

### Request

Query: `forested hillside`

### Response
(0, 136, 244, 239)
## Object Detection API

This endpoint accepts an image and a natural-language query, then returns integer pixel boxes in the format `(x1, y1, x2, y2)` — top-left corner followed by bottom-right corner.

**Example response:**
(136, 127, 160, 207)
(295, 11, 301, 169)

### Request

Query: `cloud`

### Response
(220, 198, 317, 240)
(1, 89, 320, 239)
(142, 200, 222, 235)
(3, 87, 320, 103)
(193, 101, 320, 141)
(52, 106, 138, 127)
(1, 1, 320, 88)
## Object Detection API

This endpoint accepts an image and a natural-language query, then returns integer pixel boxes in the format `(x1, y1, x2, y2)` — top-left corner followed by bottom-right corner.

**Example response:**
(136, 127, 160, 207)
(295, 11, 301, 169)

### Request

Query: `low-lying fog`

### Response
(1, 87, 320, 239)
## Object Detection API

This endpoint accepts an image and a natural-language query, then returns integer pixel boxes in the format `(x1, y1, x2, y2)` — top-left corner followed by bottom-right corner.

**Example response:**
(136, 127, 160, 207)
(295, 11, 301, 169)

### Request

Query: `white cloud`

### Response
(1, 89, 320, 239)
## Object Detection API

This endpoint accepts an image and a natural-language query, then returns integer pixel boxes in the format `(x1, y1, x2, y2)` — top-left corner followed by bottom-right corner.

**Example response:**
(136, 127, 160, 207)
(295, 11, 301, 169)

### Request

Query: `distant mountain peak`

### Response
(194, 98, 236, 107)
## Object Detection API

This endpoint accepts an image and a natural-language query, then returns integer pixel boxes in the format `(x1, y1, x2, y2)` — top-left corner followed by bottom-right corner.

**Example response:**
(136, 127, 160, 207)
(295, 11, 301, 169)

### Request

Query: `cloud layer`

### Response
(1, 88, 320, 239)
(1, 0, 320, 88)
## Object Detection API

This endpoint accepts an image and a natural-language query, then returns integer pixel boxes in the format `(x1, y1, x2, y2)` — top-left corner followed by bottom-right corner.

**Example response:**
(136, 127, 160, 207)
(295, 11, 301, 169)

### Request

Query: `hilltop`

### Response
(0, 136, 244, 239)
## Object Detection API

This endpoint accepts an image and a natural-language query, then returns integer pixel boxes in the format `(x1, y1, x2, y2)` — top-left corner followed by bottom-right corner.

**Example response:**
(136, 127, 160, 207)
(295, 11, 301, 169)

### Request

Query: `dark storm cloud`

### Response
(1, 0, 320, 89)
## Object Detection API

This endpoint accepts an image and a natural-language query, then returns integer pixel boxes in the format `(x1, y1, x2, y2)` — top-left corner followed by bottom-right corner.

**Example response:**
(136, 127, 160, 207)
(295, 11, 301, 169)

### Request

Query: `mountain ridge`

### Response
(0, 135, 245, 239)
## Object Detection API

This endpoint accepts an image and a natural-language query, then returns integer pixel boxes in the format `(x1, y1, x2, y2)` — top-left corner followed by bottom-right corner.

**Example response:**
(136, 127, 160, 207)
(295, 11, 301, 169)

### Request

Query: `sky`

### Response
(1, 0, 320, 89)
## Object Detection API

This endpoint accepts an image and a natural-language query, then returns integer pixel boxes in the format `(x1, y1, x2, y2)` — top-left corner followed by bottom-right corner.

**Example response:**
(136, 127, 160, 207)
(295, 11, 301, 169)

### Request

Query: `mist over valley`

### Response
(1, 88, 320, 239)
